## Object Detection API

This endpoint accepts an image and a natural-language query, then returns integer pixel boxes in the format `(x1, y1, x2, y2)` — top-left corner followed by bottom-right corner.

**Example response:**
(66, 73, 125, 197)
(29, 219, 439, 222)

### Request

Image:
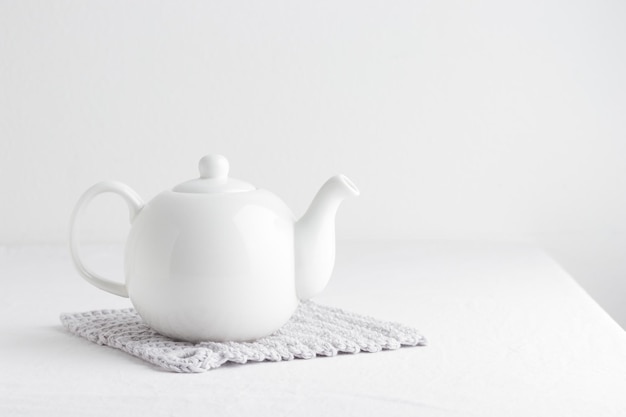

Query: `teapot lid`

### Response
(173, 154, 256, 194)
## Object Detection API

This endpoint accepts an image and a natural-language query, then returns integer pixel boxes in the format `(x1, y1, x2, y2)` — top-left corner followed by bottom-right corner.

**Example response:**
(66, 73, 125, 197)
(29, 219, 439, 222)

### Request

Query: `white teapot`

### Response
(70, 154, 359, 342)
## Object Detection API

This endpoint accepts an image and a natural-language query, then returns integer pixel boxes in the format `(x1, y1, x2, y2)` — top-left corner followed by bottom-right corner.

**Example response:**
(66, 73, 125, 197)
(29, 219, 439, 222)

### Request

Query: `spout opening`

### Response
(339, 175, 360, 196)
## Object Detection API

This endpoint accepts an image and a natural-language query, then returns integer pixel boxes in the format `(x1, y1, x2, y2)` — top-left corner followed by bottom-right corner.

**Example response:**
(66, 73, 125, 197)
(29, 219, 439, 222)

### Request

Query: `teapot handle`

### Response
(69, 181, 144, 298)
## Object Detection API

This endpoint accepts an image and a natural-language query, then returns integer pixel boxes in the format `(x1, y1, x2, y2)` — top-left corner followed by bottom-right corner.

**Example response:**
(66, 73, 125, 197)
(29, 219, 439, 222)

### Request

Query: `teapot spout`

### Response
(295, 175, 359, 300)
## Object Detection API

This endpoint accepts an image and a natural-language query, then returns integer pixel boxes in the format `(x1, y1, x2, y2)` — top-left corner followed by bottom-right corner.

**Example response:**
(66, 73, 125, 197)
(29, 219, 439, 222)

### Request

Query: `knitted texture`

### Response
(60, 301, 426, 373)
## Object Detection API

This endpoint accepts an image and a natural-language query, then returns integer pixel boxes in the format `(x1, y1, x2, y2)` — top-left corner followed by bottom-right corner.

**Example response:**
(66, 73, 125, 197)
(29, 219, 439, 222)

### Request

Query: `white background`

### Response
(1, 1, 625, 327)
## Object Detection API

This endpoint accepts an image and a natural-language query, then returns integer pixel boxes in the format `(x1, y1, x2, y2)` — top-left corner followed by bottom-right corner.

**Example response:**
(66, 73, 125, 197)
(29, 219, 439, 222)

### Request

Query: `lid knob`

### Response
(199, 154, 229, 180)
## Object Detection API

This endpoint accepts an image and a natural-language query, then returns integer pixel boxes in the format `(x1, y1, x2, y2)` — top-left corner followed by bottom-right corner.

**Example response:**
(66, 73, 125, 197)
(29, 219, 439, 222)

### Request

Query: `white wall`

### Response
(2, 1, 626, 326)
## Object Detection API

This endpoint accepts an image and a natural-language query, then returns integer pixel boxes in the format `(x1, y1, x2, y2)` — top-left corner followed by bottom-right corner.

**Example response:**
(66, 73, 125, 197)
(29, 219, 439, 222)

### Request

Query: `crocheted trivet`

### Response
(60, 301, 426, 373)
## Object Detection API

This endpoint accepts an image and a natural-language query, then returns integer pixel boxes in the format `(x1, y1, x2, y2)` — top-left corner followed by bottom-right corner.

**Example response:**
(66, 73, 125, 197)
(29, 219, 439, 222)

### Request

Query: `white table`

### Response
(1, 241, 625, 416)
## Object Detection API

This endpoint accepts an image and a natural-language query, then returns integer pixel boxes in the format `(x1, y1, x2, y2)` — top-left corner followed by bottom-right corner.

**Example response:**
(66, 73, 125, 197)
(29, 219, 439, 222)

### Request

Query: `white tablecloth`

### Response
(1, 241, 625, 416)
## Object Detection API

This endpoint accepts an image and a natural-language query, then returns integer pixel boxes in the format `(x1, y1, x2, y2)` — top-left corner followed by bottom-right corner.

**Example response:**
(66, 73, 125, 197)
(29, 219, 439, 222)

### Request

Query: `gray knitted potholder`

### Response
(60, 301, 426, 373)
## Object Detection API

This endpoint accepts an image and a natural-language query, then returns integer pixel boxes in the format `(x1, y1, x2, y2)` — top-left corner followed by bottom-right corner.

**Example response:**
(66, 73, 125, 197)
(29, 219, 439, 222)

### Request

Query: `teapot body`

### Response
(124, 190, 298, 342)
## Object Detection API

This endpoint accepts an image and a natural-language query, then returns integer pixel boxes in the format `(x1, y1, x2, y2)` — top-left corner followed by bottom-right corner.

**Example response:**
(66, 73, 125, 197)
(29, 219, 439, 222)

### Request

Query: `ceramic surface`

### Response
(69, 154, 359, 342)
